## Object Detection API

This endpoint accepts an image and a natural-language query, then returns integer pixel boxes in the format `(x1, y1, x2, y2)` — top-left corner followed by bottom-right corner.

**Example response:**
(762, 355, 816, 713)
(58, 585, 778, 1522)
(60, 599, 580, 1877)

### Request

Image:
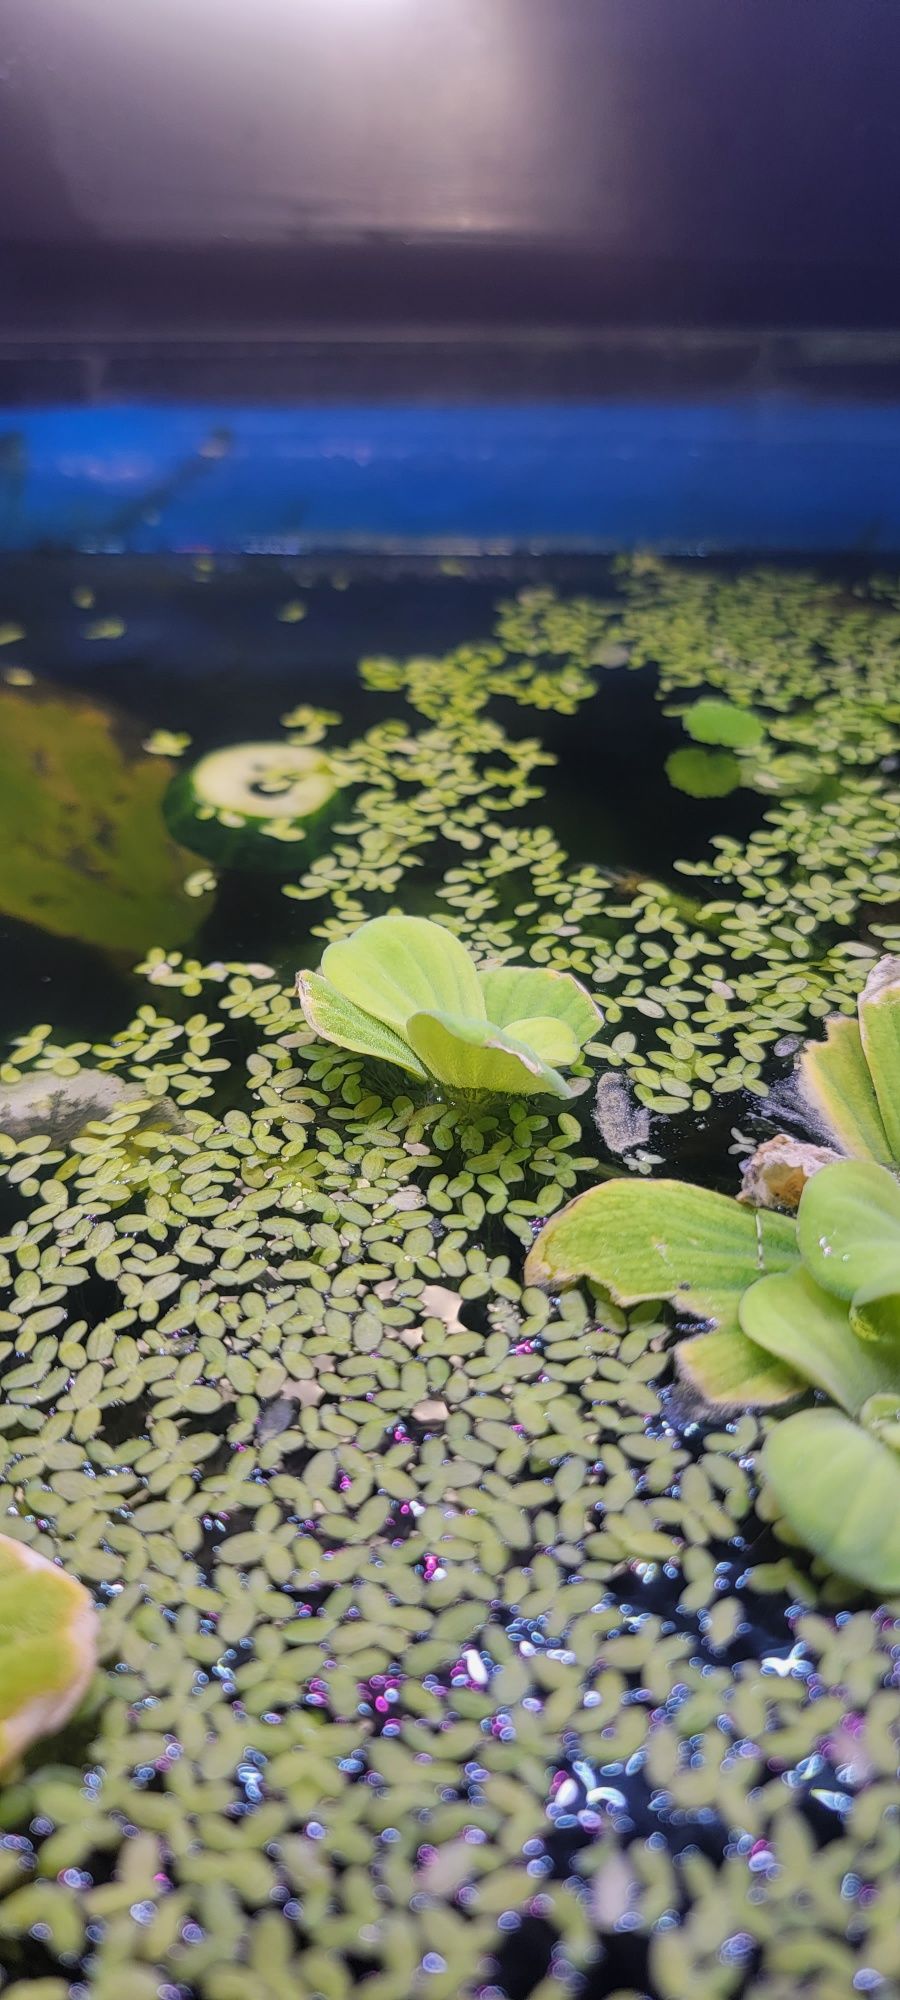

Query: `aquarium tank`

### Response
(0, 5, 898, 2000)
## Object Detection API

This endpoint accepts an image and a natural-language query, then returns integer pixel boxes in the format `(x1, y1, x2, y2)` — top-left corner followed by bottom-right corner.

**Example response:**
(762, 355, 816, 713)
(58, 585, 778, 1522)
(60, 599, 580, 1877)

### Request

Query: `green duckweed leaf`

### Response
(739, 1267, 900, 1416)
(664, 747, 741, 798)
(762, 1406, 900, 1594)
(0, 1535, 97, 1774)
(675, 1327, 805, 1407)
(798, 1013, 892, 1165)
(680, 697, 765, 750)
(297, 973, 427, 1079)
(857, 954, 900, 1163)
(797, 1159, 900, 1302)
(321, 915, 485, 1037)
(525, 1178, 798, 1331)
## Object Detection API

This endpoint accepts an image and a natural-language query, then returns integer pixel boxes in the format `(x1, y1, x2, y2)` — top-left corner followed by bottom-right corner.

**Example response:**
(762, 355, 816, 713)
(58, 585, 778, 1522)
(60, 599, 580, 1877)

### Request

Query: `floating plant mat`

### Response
(0, 554, 897, 2000)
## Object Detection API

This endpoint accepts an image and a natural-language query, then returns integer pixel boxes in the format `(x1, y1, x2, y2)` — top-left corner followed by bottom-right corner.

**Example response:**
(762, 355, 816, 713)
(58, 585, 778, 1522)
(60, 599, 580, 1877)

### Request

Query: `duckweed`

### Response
(0, 558, 897, 1997)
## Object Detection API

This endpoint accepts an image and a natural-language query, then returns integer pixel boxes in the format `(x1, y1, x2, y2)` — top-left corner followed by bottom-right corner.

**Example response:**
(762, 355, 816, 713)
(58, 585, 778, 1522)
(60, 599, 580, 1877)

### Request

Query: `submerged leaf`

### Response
(798, 1013, 892, 1164)
(676, 1327, 805, 1407)
(762, 1407, 900, 1593)
(680, 697, 765, 749)
(524, 1178, 798, 1331)
(797, 1159, 900, 1302)
(857, 954, 900, 1163)
(740, 1267, 899, 1416)
(0, 683, 212, 953)
(665, 747, 741, 798)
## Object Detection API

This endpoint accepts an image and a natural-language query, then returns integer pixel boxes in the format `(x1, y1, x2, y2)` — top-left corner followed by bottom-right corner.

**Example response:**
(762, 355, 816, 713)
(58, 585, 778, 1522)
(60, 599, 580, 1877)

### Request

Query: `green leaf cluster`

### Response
(526, 955, 900, 1592)
(297, 914, 600, 1100)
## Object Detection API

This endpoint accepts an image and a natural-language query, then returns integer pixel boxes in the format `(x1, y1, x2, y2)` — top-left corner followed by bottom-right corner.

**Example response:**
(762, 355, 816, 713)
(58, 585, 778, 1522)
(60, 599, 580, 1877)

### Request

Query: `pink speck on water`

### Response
(423, 1554, 440, 1581)
(375, 1696, 389, 1712)
(338, 1474, 352, 1491)
(513, 1340, 535, 1355)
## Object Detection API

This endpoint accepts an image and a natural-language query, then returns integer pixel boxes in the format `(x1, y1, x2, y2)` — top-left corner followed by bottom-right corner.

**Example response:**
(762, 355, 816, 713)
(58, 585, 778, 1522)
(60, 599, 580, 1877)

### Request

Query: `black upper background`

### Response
(2, 0, 900, 341)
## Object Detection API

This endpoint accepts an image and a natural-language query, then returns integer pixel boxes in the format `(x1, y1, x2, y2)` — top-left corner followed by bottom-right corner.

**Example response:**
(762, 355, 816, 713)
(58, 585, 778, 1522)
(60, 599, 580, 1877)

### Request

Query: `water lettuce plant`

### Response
(0, 1536, 97, 1775)
(297, 914, 600, 1098)
(526, 958, 900, 1593)
(527, 1161, 900, 1591)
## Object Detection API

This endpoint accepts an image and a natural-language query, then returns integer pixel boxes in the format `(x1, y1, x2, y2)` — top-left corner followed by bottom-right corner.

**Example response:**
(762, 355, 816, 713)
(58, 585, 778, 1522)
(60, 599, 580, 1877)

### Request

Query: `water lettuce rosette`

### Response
(297, 914, 600, 1099)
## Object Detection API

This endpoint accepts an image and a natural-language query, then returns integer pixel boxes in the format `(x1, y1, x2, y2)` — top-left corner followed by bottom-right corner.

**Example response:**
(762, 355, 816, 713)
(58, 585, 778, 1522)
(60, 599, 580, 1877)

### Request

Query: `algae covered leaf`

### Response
(525, 1177, 798, 1332)
(0, 681, 212, 953)
(0, 1536, 98, 1774)
(298, 915, 600, 1098)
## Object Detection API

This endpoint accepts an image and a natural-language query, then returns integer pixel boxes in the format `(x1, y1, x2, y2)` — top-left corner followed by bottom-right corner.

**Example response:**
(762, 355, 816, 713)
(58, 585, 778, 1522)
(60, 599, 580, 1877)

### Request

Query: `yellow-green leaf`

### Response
(525, 1177, 797, 1331)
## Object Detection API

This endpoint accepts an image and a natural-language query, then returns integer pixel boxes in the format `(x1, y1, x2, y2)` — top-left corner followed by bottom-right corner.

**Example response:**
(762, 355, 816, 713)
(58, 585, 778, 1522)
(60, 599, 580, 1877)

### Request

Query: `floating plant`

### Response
(527, 957, 900, 1592)
(165, 739, 343, 867)
(0, 1536, 97, 1774)
(298, 913, 601, 1097)
(0, 560, 896, 1998)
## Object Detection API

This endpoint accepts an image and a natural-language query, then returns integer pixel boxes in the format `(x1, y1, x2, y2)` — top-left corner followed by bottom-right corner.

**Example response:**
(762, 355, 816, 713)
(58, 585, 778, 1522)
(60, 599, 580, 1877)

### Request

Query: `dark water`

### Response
(0, 552, 764, 1065)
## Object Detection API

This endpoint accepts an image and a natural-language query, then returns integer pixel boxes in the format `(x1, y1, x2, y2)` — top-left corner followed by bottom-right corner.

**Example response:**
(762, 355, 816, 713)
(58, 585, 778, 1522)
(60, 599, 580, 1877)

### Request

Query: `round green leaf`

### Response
(681, 697, 765, 749)
(664, 747, 741, 798)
